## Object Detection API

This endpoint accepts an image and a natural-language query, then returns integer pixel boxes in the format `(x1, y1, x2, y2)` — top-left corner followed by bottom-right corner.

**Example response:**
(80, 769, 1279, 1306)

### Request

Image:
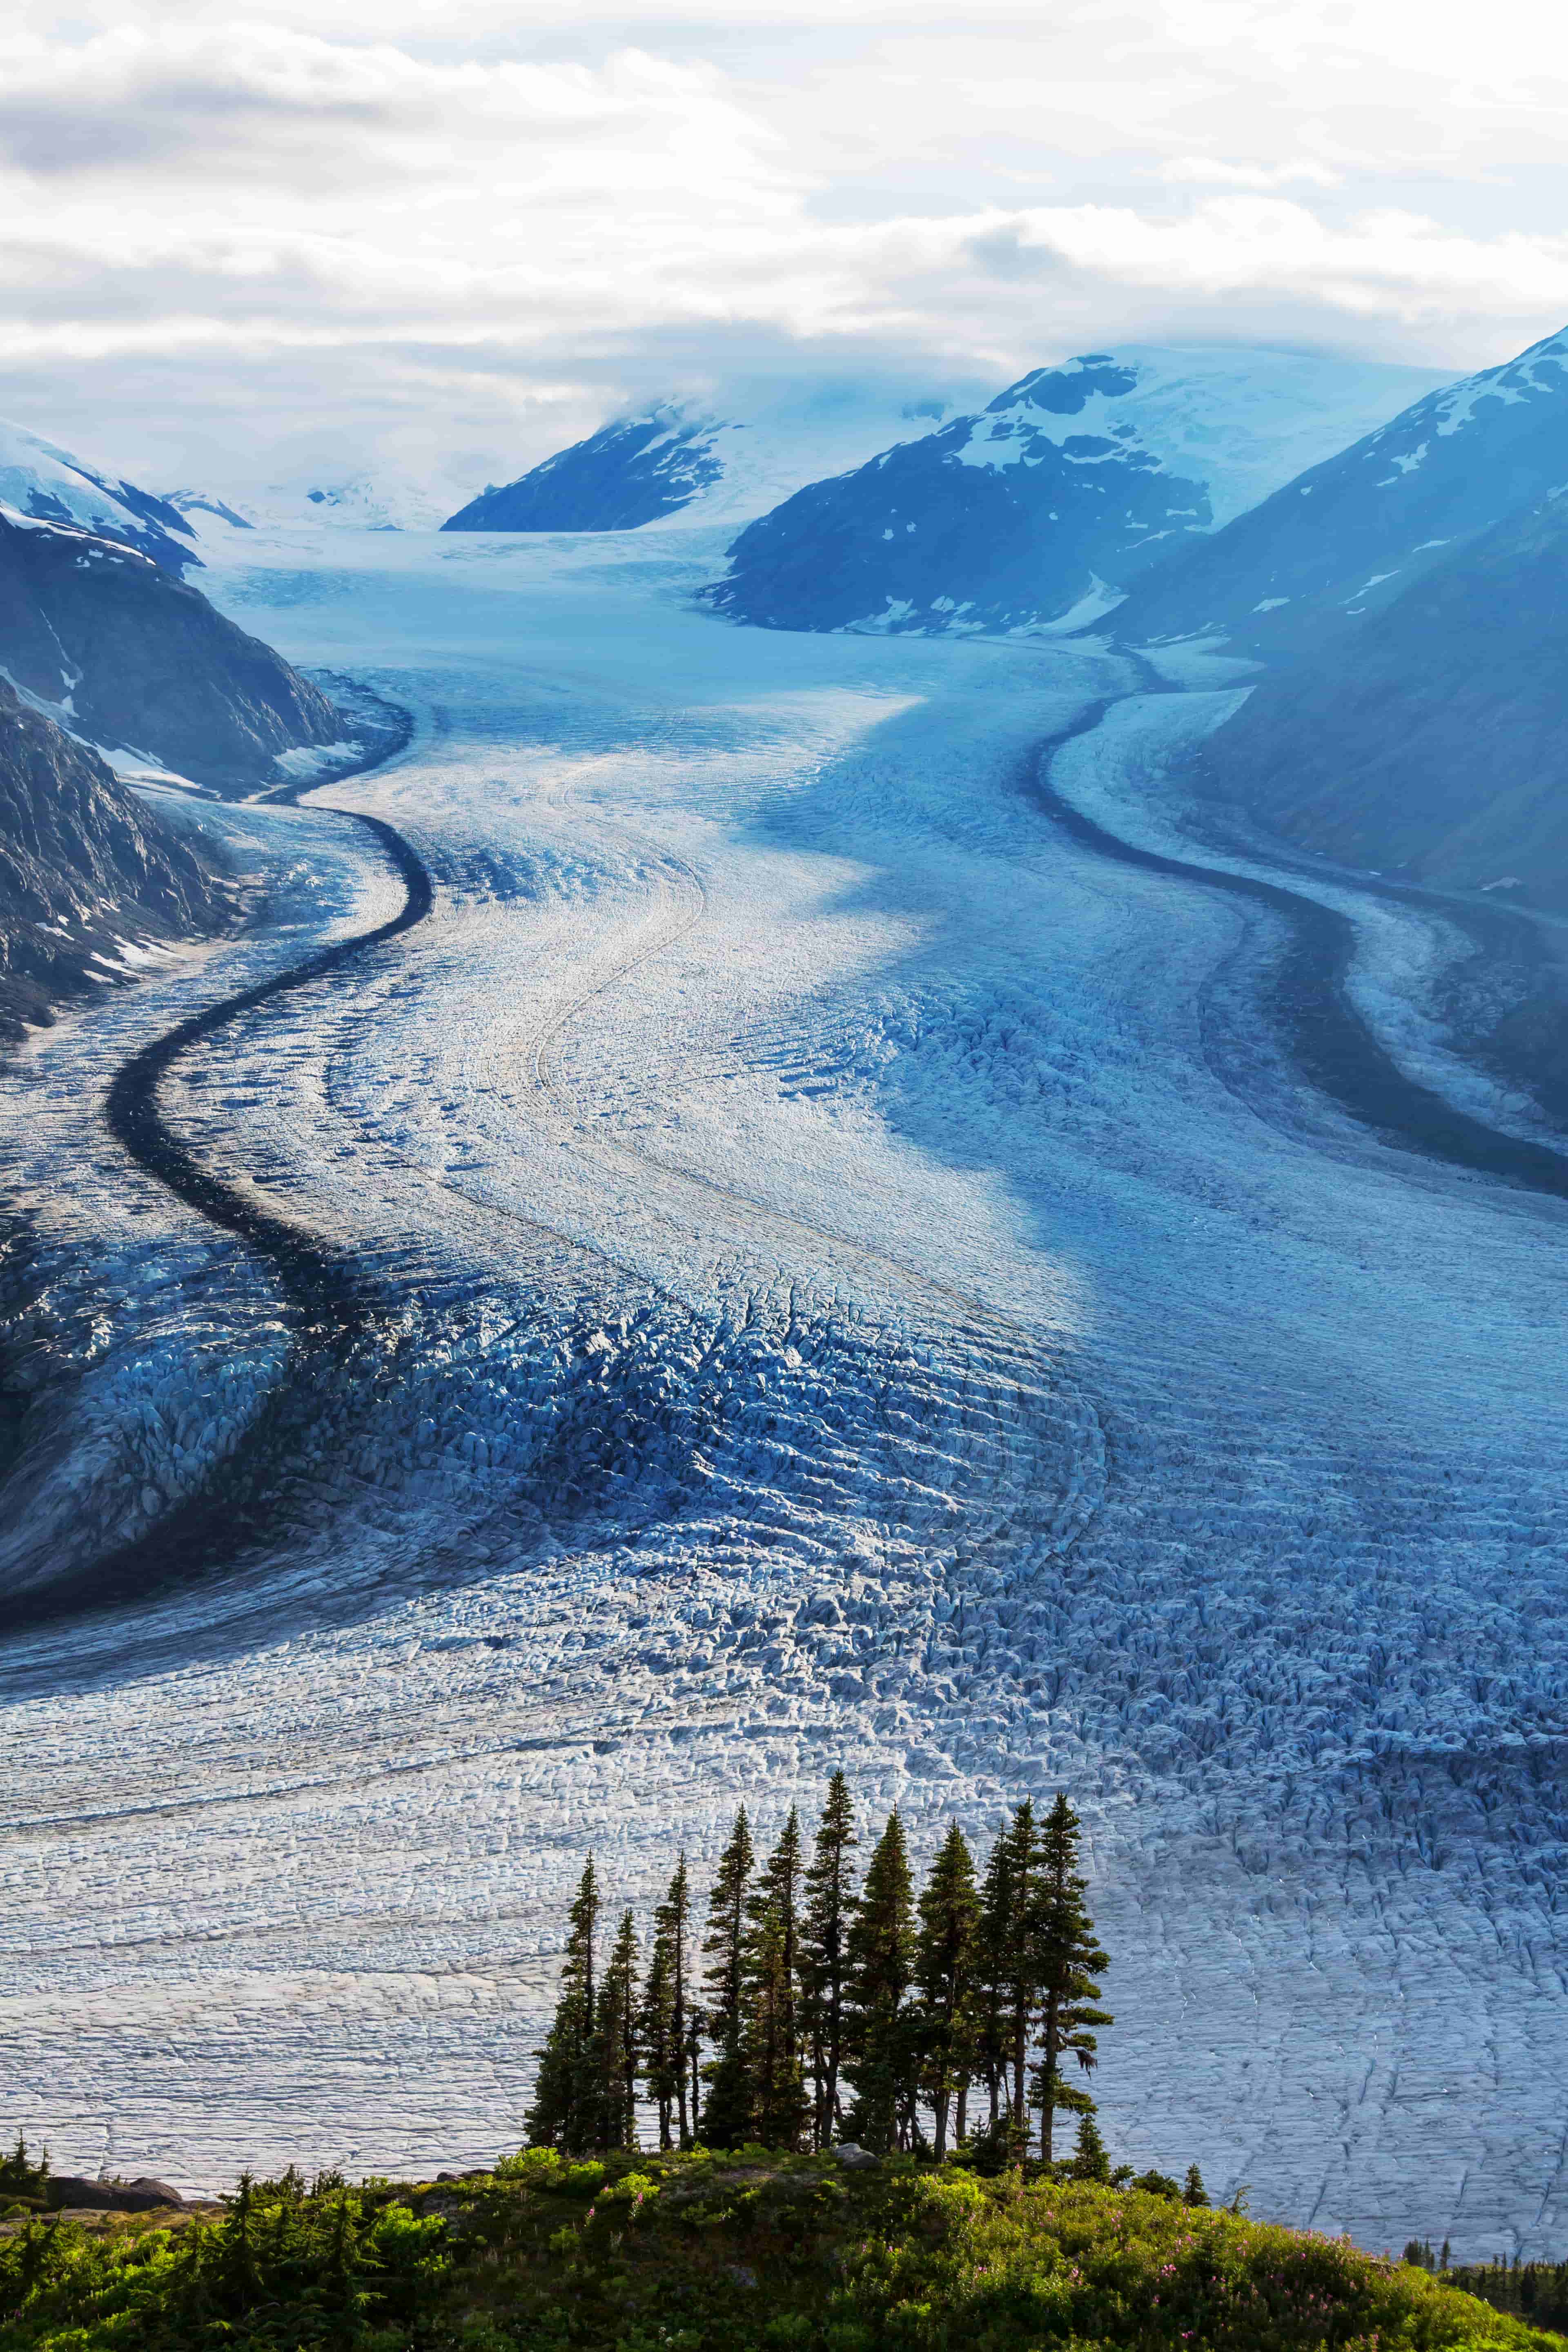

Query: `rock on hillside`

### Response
(0, 419, 198, 572)
(0, 677, 226, 1043)
(707, 347, 1453, 636)
(440, 384, 978, 536)
(1113, 325, 1568, 653)
(0, 508, 341, 784)
(1201, 490, 1568, 911)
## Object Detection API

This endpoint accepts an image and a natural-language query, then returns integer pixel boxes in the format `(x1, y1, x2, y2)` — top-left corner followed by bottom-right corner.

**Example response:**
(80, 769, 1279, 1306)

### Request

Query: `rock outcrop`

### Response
(0, 676, 226, 1043)
(0, 508, 341, 784)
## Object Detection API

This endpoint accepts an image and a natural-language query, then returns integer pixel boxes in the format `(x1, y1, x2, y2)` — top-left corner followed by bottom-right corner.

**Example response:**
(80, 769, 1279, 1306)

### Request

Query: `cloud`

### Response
(1, 5, 1565, 495)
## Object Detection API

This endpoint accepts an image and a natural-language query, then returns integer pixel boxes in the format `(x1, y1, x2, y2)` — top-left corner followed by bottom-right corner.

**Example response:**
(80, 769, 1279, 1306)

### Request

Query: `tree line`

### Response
(526, 1775, 1130, 2168)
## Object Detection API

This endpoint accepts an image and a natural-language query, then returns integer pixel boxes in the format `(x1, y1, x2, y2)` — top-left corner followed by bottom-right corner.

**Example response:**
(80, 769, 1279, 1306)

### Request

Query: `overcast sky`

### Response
(4, 0, 1568, 493)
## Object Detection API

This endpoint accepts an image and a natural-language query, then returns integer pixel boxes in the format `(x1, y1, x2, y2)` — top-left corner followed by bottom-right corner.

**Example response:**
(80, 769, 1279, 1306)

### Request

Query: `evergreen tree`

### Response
(525, 1855, 601, 2152)
(914, 1823, 979, 2158)
(640, 1862, 691, 2150)
(592, 1909, 641, 2150)
(800, 1771, 860, 2148)
(1183, 2163, 1210, 2209)
(744, 1808, 809, 2150)
(1001, 1800, 1045, 2130)
(1030, 1795, 1112, 2164)
(700, 1806, 756, 2147)
(844, 1809, 917, 2153)
(1069, 2111, 1111, 2181)
(973, 1829, 1015, 2136)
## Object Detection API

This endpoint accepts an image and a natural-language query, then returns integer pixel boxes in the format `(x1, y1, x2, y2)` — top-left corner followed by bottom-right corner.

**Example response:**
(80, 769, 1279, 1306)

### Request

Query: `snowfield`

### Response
(1, 523, 1565, 2255)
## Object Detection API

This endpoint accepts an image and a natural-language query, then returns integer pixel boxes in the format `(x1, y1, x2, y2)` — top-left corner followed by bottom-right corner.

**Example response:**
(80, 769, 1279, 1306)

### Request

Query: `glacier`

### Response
(0, 519, 1564, 2256)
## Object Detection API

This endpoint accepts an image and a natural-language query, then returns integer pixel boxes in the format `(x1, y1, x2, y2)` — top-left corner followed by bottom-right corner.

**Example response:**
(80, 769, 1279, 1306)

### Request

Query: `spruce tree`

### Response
(526, 1855, 601, 2152)
(800, 1771, 859, 2148)
(700, 1806, 756, 2147)
(914, 1822, 979, 2158)
(592, 1908, 641, 2150)
(1070, 2111, 1111, 2181)
(744, 1808, 809, 2150)
(1183, 2163, 1209, 2209)
(640, 1858, 692, 2150)
(844, 1809, 917, 2153)
(1031, 1793, 1112, 2163)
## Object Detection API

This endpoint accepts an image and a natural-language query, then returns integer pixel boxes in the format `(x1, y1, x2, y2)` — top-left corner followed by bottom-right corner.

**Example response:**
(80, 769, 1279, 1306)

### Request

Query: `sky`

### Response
(4, 0, 1568, 499)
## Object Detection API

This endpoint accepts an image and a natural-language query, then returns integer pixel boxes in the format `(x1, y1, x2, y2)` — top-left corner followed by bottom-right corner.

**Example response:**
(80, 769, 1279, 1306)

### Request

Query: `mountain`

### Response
(0, 677, 224, 1045)
(706, 347, 1454, 636)
(0, 508, 341, 785)
(1202, 490, 1568, 909)
(439, 385, 982, 536)
(0, 421, 198, 571)
(1113, 327, 1568, 652)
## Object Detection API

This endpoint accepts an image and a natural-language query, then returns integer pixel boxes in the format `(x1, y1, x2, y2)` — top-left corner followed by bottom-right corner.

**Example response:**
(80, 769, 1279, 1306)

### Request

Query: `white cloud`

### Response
(0, 4, 1564, 497)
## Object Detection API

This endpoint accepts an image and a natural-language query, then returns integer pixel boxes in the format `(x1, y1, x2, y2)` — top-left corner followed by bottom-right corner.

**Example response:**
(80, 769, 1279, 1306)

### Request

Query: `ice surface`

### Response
(1, 525, 1564, 2257)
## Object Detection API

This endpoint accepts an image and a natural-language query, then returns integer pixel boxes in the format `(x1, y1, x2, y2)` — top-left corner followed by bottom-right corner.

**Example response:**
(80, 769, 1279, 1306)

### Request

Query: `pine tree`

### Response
(526, 1856, 601, 2152)
(800, 1771, 859, 2148)
(700, 1806, 756, 2147)
(1030, 1795, 1112, 2165)
(744, 1809, 809, 2150)
(640, 1863, 691, 2151)
(844, 1809, 917, 2153)
(592, 1909, 641, 2150)
(914, 1823, 979, 2158)
(1183, 2163, 1209, 2209)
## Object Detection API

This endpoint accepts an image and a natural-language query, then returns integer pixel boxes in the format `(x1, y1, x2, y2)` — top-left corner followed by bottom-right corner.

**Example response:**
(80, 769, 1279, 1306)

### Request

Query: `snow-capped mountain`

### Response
(440, 385, 982, 536)
(707, 347, 1454, 636)
(0, 420, 198, 571)
(1114, 326, 1568, 651)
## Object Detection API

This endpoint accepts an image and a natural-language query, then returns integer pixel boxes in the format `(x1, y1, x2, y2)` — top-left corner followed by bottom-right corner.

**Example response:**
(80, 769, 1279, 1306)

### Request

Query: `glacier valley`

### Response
(1, 520, 1564, 2256)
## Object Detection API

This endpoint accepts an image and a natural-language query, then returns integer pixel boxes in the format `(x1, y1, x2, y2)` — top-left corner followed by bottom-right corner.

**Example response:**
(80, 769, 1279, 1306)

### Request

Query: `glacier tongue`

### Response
(0, 523, 1564, 2256)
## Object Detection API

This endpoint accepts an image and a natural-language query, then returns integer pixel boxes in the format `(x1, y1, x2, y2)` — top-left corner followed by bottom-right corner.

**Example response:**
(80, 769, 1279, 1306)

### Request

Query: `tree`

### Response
(640, 1858, 693, 2150)
(844, 1809, 917, 2153)
(700, 1806, 756, 2147)
(800, 1772, 860, 2148)
(526, 1856, 601, 2152)
(973, 1829, 1015, 2138)
(1001, 1800, 1045, 2130)
(744, 1809, 810, 2151)
(1031, 1794, 1112, 2163)
(914, 1823, 979, 2158)
(592, 1909, 641, 2150)
(1069, 2111, 1111, 2181)
(1183, 2163, 1209, 2208)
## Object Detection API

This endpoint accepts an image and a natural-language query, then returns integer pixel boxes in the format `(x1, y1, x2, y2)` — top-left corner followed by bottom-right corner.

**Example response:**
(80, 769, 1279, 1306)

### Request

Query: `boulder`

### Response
(47, 2175, 185, 2212)
(833, 2143, 881, 2171)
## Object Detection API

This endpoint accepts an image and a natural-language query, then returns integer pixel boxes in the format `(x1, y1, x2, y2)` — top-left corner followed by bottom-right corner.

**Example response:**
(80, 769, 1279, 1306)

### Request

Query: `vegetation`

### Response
(2, 2149, 1562, 2352)
(527, 1778, 1112, 2163)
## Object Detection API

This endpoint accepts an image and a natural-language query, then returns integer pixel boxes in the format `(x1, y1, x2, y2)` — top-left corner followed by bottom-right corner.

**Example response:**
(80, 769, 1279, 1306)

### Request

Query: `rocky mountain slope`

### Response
(1113, 326, 1568, 653)
(706, 347, 1452, 636)
(0, 677, 225, 1044)
(440, 384, 980, 536)
(1202, 490, 1568, 910)
(0, 508, 341, 784)
(0, 420, 198, 572)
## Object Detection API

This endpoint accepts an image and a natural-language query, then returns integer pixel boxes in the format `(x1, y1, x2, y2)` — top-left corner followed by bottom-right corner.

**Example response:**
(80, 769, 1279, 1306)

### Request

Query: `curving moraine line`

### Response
(0, 737, 433, 1636)
(1033, 698, 1568, 1203)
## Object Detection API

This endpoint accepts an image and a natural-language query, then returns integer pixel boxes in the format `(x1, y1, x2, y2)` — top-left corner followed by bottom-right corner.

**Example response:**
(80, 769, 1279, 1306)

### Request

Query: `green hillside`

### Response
(2, 2148, 1561, 2352)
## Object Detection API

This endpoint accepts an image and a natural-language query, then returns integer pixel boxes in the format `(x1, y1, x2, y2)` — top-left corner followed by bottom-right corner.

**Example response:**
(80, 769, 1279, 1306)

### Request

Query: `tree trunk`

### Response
(933, 2089, 949, 2161)
(957, 2082, 969, 2146)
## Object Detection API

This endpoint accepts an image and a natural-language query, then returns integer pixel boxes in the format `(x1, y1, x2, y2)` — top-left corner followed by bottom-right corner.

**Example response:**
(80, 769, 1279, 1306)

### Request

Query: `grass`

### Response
(0, 2146, 1562, 2352)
